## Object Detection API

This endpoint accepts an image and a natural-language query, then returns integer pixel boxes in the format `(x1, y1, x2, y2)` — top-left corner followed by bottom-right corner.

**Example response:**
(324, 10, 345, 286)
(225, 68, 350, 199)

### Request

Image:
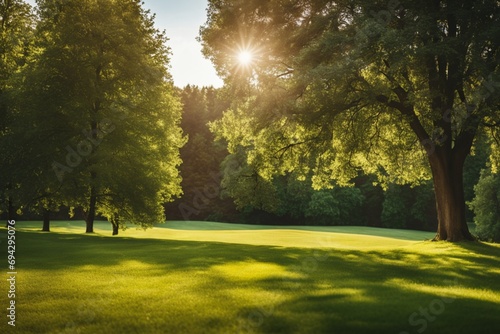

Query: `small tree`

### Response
(470, 169, 500, 242)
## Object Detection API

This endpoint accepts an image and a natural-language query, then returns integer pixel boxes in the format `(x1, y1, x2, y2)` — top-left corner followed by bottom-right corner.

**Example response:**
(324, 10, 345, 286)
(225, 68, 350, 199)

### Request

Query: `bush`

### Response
(381, 184, 412, 229)
(305, 187, 364, 225)
(381, 182, 437, 231)
(469, 170, 500, 242)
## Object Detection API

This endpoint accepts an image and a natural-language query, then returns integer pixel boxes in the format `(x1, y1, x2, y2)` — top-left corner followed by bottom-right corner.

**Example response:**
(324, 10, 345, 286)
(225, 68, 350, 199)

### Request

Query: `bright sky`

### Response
(26, 0, 223, 88)
(142, 0, 223, 88)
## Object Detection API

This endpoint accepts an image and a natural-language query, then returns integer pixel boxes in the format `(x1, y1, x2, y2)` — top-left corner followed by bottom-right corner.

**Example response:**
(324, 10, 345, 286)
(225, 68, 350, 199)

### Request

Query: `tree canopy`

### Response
(3, 0, 184, 234)
(201, 0, 500, 241)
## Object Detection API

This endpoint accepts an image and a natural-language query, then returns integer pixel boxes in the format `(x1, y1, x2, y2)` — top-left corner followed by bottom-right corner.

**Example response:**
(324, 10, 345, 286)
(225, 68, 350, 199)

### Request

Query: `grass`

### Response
(2, 220, 500, 333)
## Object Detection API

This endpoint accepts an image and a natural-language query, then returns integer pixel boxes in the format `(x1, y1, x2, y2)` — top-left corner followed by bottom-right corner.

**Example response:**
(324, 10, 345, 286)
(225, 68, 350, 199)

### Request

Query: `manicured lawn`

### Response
(2, 221, 500, 333)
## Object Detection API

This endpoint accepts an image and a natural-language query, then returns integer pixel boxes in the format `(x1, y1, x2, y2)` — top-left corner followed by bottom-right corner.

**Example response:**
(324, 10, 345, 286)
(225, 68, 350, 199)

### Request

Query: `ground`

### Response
(2, 221, 500, 333)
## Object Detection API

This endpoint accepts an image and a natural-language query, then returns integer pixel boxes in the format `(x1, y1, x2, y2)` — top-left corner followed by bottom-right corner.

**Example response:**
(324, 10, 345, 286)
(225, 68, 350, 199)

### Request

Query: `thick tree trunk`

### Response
(42, 209, 50, 232)
(86, 186, 97, 233)
(429, 152, 474, 241)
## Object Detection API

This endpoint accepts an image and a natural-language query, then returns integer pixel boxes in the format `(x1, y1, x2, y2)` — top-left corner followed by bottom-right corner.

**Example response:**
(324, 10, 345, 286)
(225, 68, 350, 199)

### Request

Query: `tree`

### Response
(463, 132, 491, 221)
(15, 0, 184, 233)
(165, 85, 236, 222)
(201, 0, 500, 241)
(353, 174, 384, 227)
(381, 182, 437, 231)
(219, 148, 282, 215)
(470, 169, 500, 242)
(305, 187, 364, 226)
(0, 0, 34, 221)
(218, 145, 366, 226)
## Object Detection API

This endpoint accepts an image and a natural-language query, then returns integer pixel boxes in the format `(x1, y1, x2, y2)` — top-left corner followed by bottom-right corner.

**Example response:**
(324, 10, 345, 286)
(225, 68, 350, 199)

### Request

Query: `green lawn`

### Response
(2, 221, 500, 333)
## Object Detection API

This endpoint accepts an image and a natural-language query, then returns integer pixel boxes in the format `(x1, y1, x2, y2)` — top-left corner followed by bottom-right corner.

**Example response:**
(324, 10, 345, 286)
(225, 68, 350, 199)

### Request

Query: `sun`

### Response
(233, 43, 262, 73)
(237, 50, 253, 66)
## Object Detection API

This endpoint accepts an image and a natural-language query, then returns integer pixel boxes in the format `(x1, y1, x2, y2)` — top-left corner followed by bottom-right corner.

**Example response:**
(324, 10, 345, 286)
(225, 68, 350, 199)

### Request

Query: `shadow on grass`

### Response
(5, 228, 500, 334)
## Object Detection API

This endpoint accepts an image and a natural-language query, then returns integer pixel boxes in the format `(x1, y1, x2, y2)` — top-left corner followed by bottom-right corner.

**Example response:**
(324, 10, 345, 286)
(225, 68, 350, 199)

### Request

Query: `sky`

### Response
(25, 0, 223, 88)
(143, 0, 223, 88)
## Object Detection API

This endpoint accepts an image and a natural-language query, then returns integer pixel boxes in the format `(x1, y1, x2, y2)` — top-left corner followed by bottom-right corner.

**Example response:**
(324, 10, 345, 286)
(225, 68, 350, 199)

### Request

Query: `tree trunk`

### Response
(112, 223, 119, 236)
(6, 197, 15, 226)
(111, 217, 119, 236)
(8, 197, 15, 219)
(86, 186, 97, 233)
(42, 209, 50, 232)
(429, 151, 474, 241)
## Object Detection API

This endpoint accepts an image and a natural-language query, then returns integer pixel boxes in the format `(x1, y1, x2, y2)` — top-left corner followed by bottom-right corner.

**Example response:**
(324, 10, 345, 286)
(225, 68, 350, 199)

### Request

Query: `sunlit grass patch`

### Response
(211, 260, 305, 281)
(15, 220, 435, 249)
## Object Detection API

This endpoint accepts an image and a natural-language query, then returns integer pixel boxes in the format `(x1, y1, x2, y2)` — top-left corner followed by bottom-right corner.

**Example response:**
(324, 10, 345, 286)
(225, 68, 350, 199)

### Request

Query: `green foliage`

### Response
(165, 85, 237, 222)
(305, 187, 364, 226)
(490, 126, 500, 174)
(274, 175, 311, 221)
(203, 0, 498, 186)
(7, 0, 184, 230)
(0, 0, 34, 216)
(381, 182, 437, 231)
(220, 149, 281, 213)
(219, 149, 366, 226)
(463, 133, 491, 221)
(470, 170, 500, 242)
(0, 0, 33, 87)
(382, 185, 412, 229)
(410, 183, 438, 230)
(354, 174, 384, 227)
(201, 0, 499, 239)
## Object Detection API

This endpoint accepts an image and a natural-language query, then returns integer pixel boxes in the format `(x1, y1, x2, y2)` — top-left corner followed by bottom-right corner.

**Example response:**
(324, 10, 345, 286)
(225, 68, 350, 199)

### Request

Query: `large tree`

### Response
(200, 0, 499, 241)
(13, 0, 184, 233)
